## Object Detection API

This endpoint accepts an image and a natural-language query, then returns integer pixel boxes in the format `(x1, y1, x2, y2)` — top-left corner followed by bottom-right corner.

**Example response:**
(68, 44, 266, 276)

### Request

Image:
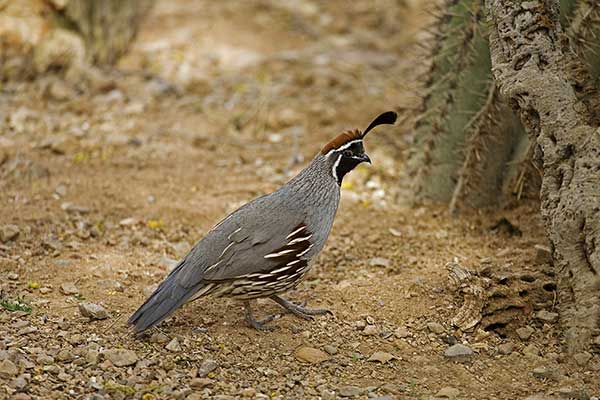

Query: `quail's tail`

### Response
(128, 260, 206, 334)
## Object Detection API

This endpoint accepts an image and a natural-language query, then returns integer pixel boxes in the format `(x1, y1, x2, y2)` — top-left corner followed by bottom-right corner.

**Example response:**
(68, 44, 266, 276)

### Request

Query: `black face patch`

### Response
(332, 141, 369, 185)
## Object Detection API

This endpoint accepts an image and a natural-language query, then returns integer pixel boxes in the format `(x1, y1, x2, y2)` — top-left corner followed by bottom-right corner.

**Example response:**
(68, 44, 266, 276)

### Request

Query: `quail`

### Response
(129, 111, 397, 333)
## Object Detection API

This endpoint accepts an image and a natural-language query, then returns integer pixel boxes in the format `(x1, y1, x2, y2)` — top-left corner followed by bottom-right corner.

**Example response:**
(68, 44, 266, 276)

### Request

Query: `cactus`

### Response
(412, 0, 599, 211)
(411, 0, 529, 210)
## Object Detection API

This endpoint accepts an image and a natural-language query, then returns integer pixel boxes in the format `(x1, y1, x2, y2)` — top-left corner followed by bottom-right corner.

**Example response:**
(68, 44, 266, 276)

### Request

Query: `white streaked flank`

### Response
(286, 226, 306, 239)
(264, 248, 295, 259)
(288, 234, 312, 245)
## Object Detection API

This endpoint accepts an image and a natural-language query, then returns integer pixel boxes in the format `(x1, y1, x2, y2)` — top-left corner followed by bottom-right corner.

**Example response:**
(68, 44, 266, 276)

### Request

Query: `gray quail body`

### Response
(129, 111, 397, 333)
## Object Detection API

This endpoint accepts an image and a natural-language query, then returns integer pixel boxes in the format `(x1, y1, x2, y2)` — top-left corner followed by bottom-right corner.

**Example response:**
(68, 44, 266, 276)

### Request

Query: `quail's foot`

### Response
(271, 295, 333, 320)
(244, 301, 280, 331)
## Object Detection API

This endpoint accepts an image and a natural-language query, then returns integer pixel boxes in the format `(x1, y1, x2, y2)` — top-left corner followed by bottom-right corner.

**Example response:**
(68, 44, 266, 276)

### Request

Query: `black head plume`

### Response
(361, 111, 397, 138)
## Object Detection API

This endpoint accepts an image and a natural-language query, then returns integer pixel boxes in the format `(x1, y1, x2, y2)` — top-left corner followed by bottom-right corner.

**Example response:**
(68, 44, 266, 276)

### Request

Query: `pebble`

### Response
(427, 322, 445, 334)
(395, 326, 410, 338)
(536, 310, 559, 323)
(96, 280, 124, 292)
(362, 325, 378, 336)
(241, 388, 257, 397)
(190, 378, 213, 388)
(78, 302, 108, 320)
(516, 326, 534, 340)
(443, 344, 473, 363)
(56, 349, 74, 362)
(367, 351, 395, 364)
(498, 342, 514, 355)
(102, 349, 138, 367)
(369, 257, 391, 268)
(295, 347, 330, 364)
(60, 282, 79, 295)
(323, 345, 338, 355)
(573, 351, 592, 366)
(197, 359, 218, 377)
(338, 386, 362, 397)
(435, 387, 460, 398)
(149, 332, 170, 344)
(557, 387, 589, 399)
(10, 375, 28, 389)
(37, 354, 54, 365)
(165, 338, 182, 352)
(532, 366, 561, 381)
(0, 224, 20, 243)
(523, 344, 540, 357)
(0, 359, 19, 377)
(12, 394, 31, 400)
(534, 244, 552, 264)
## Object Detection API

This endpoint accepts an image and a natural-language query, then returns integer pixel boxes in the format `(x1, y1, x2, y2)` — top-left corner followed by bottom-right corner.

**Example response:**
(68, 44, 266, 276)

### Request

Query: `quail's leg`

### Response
(270, 295, 332, 320)
(244, 301, 279, 331)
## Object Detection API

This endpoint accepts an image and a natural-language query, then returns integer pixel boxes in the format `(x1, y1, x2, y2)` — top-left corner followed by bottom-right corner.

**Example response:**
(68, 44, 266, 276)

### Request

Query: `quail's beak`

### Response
(359, 153, 372, 164)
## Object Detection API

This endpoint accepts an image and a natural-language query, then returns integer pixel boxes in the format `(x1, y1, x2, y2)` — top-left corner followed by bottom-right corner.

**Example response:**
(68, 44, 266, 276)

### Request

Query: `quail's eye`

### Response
(343, 150, 352, 157)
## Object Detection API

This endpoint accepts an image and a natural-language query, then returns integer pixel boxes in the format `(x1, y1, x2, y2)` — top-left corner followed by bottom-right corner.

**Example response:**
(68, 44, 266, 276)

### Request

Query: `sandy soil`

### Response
(1, 1, 598, 399)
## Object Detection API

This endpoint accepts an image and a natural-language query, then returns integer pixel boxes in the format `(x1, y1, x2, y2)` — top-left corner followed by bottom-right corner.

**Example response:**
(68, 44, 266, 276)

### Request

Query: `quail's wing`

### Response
(200, 218, 314, 282)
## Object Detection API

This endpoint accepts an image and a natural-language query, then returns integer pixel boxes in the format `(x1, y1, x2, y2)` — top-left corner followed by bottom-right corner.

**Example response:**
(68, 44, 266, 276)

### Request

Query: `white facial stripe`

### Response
(331, 153, 342, 182)
(324, 139, 362, 157)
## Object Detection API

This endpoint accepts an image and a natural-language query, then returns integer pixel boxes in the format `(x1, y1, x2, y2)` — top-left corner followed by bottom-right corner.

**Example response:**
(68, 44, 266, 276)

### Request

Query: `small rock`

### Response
(369, 257, 391, 268)
(573, 351, 592, 367)
(295, 347, 330, 364)
(96, 280, 124, 292)
(47, 80, 73, 101)
(149, 332, 170, 344)
(516, 326, 535, 340)
(0, 224, 20, 243)
(56, 349, 74, 362)
(323, 345, 338, 355)
(523, 344, 540, 357)
(362, 325, 378, 336)
(534, 244, 552, 264)
(0, 359, 18, 377)
(367, 351, 395, 364)
(444, 344, 473, 363)
(190, 378, 213, 388)
(55, 184, 68, 197)
(143, 284, 158, 298)
(37, 355, 54, 365)
(39, 287, 52, 294)
(197, 359, 218, 377)
(78, 302, 108, 320)
(557, 387, 590, 399)
(60, 282, 79, 295)
(338, 386, 362, 397)
(395, 326, 410, 338)
(9, 375, 28, 390)
(57, 371, 72, 382)
(498, 342, 514, 355)
(12, 393, 31, 400)
(532, 366, 561, 381)
(165, 338, 182, 352)
(435, 387, 460, 398)
(102, 349, 138, 367)
(536, 310, 559, 323)
(427, 322, 445, 334)
(60, 202, 90, 214)
(241, 388, 256, 397)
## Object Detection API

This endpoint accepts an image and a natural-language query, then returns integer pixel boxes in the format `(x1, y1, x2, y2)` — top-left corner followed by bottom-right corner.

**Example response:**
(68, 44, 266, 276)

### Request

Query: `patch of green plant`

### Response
(0, 296, 32, 314)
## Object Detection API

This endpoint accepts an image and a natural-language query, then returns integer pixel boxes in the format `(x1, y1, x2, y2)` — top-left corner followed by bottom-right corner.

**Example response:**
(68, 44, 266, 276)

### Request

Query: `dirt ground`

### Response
(1, 1, 599, 399)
